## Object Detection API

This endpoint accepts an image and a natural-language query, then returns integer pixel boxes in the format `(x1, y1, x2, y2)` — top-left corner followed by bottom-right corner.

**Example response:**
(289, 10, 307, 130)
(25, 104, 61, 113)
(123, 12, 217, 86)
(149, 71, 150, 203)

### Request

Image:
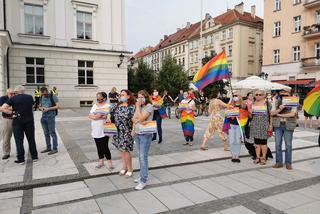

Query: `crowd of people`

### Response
(0, 85, 59, 164)
(1, 85, 318, 192)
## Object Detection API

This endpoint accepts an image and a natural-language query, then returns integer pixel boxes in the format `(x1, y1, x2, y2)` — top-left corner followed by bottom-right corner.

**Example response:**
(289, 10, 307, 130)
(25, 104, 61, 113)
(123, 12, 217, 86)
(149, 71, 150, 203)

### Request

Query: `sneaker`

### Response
(125, 171, 133, 178)
(41, 148, 51, 153)
(14, 160, 25, 165)
(272, 163, 284, 168)
(134, 178, 140, 183)
(32, 158, 39, 162)
(48, 150, 58, 155)
(2, 155, 10, 160)
(135, 182, 146, 191)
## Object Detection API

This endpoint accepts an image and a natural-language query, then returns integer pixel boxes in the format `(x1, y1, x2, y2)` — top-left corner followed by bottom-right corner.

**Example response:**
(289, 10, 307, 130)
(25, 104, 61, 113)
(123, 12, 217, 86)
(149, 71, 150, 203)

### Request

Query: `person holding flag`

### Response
(150, 89, 166, 144)
(179, 91, 196, 146)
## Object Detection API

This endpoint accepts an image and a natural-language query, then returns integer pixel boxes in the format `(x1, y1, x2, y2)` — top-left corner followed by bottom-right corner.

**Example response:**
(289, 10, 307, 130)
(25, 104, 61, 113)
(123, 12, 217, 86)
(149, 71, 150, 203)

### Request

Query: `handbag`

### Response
(137, 121, 157, 135)
(104, 122, 117, 136)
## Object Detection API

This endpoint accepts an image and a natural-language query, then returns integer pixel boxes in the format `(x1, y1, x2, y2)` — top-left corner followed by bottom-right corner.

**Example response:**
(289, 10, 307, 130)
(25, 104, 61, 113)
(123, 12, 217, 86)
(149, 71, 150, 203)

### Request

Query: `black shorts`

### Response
(304, 110, 313, 118)
(254, 138, 267, 145)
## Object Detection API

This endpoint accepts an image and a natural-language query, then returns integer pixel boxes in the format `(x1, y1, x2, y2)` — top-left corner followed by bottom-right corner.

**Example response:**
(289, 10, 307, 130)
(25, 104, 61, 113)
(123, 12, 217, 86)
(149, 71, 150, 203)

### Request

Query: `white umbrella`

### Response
(233, 76, 291, 90)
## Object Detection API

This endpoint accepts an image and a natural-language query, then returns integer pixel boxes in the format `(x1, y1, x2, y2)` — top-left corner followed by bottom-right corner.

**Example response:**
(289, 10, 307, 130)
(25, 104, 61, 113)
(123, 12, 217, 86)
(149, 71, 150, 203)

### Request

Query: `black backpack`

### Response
(49, 93, 58, 116)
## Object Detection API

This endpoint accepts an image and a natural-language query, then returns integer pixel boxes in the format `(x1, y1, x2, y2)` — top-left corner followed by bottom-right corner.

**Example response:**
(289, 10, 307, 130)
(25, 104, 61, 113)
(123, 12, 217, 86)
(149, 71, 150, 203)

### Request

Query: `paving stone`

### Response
(251, 170, 288, 186)
(166, 166, 199, 179)
(149, 168, 182, 182)
(285, 201, 320, 214)
(0, 198, 22, 211)
(260, 195, 294, 211)
(228, 172, 274, 190)
(33, 182, 92, 207)
(85, 177, 118, 195)
(148, 186, 194, 210)
(0, 191, 23, 200)
(192, 178, 238, 199)
(96, 194, 137, 214)
(108, 174, 136, 190)
(32, 199, 101, 214)
(218, 206, 257, 214)
(124, 190, 169, 214)
(171, 182, 217, 204)
(0, 208, 20, 214)
(211, 176, 256, 194)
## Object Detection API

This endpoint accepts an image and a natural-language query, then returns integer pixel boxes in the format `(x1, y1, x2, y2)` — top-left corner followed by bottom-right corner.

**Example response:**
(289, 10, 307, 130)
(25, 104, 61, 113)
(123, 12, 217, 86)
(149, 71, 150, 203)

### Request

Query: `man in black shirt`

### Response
(0, 85, 38, 164)
(0, 88, 14, 159)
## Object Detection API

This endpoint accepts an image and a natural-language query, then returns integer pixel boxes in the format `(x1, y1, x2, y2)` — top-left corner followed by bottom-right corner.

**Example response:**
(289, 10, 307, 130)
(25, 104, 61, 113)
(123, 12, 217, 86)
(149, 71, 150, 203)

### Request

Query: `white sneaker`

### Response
(125, 171, 133, 178)
(134, 178, 140, 183)
(135, 182, 146, 191)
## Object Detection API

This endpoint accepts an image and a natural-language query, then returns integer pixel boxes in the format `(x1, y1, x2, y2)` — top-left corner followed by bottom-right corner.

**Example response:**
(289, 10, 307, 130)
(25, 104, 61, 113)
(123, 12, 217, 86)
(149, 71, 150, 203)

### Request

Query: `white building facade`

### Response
(0, 0, 129, 107)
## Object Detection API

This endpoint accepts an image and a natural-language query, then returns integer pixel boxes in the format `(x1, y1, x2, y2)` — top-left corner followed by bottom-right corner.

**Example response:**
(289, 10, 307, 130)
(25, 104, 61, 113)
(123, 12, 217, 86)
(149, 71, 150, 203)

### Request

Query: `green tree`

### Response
(201, 51, 230, 97)
(156, 55, 189, 97)
(132, 59, 155, 93)
(128, 66, 136, 92)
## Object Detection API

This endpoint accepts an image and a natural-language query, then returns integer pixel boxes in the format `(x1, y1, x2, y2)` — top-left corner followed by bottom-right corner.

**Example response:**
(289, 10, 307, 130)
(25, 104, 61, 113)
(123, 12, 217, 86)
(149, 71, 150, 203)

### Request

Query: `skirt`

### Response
(181, 111, 195, 137)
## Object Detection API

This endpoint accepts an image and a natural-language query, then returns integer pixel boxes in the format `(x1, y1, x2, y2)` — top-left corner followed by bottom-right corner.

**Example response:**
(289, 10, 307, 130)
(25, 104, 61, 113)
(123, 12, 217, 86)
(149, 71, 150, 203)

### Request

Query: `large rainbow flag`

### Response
(193, 50, 231, 90)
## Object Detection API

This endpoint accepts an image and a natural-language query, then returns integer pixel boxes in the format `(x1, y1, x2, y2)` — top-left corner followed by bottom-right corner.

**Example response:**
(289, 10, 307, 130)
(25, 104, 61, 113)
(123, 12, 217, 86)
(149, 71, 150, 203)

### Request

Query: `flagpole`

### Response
(199, 0, 203, 69)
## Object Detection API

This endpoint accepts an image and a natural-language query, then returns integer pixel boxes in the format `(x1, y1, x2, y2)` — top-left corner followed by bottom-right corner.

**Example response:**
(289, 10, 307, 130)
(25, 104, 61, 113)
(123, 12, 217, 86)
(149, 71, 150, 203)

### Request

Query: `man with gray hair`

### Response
(0, 88, 15, 159)
(0, 85, 38, 164)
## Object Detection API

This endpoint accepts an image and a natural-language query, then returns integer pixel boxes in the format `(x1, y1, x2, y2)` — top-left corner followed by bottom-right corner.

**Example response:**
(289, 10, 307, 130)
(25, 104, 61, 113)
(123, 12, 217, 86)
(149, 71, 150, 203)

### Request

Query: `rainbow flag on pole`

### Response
(193, 50, 231, 90)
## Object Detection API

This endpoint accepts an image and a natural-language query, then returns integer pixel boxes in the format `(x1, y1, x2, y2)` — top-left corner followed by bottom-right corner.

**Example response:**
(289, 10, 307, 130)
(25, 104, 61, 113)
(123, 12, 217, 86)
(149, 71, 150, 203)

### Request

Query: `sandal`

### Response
(253, 158, 261, 164)
(189, 142, 193, 146)
(183, 142, 189, 145)
(260, 158, 267, 165)
(200, 146, 208, 151)
(95, 164, 104, 169)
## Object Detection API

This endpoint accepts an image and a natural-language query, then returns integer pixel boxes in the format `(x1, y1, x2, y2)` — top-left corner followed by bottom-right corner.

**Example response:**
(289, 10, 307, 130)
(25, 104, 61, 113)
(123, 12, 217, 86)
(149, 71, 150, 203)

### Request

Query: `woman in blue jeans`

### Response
(133, 90, 154, 190)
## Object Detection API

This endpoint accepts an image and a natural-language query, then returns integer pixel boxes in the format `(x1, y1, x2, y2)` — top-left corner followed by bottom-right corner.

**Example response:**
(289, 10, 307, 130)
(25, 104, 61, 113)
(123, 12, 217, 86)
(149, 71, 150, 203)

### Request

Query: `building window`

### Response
(179, 46, 181, 54)
(228, 28, 233, 39)
(175, 47, 177, 55)
(77, 11, 92, 40)
(182, 58, 185, 66)
(80, 100, 93, 107)
(316, 10, 320, 24)
(273, 49, 280, 64)
(190, 42, 193, 49)
(293, 16, 301, 32)
(316, 43, 320, 58)
(274, 21, 281, 37)
(178, 58, 181, 65)
(221, 30, 226, 40)
(215, 34, 219, 41)
(26, 57, 45, 84)
(24, 4, 43, 35)
(274, 0, 281, 11)
(78, 60, 93, 85)
(182, 45, 185, 53)
(293, 46, 300, 62)
(228, 45, 232, 57)
(293, 0, 301, 5)
(210, 35, 214, 44)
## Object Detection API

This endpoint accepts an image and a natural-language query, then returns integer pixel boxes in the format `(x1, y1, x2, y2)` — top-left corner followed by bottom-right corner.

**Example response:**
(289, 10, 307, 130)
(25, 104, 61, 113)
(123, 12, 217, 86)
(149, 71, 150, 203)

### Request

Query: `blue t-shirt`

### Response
(41, 95, 59, 116)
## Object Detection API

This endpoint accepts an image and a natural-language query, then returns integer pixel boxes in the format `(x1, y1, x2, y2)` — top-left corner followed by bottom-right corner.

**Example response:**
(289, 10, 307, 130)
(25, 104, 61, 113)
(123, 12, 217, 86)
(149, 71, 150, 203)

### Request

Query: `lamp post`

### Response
(259, 72, 269, 80)
(117, 53, 125, 68)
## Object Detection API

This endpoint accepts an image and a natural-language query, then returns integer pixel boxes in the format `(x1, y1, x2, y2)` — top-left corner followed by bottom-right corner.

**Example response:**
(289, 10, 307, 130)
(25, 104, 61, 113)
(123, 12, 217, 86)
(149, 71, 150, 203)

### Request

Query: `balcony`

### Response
(303, 24, 320, 39)
(304, 0, 320, 8)
(302, 56, 320, 68)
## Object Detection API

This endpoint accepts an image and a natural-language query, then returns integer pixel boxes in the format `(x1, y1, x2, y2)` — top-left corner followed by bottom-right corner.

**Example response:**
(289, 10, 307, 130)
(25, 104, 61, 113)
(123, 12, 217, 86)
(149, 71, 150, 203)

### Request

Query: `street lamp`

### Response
(129, 57, 135, 67)
(259, 72, 268, 80)
(117, 53, 125, 68)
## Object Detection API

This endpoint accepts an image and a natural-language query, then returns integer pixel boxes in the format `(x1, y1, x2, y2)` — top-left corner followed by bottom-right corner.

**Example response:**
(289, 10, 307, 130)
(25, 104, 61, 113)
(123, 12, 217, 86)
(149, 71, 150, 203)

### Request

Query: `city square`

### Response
(0, 0, 320, 214)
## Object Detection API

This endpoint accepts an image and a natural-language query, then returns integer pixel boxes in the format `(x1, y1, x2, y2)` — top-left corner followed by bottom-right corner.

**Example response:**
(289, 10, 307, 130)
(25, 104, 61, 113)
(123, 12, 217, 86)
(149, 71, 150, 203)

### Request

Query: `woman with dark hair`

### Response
(133, 90, 154, 190)
(200, 91, 229, 151)
(112, 89, 136, 177)
(88, 92, 113, 169)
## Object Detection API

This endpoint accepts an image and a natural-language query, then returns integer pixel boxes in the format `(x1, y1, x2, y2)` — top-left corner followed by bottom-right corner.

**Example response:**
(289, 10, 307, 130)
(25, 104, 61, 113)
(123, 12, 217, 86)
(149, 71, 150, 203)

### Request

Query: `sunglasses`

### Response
(233, 95, 238, 97)
(97, 99, 104, 102)
(255, 94, 263, 96)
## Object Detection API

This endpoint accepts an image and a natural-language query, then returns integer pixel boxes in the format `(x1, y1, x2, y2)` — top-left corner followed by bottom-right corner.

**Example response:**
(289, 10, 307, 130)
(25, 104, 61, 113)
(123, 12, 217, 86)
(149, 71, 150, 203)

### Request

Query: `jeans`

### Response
(152, 111, 162, 141)
(12, 119, 38, 161)
(229, 124, 241, 156)
(135, 134, 152, 184)
(41, 115, 58, 150)
(275, 123, 293, 164)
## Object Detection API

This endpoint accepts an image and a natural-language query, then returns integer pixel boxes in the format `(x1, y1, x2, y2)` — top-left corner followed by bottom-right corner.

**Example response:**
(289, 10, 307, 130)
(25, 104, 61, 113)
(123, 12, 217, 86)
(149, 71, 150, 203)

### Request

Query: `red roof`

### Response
(273, 79, 314, 85)
(214, 10, 263, 26)
(134, 47, 154, 58)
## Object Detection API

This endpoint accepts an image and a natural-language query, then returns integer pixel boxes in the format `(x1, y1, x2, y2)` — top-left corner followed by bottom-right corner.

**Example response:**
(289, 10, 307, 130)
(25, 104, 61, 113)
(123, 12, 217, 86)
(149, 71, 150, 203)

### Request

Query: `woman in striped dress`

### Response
(179, 92, 196, 146)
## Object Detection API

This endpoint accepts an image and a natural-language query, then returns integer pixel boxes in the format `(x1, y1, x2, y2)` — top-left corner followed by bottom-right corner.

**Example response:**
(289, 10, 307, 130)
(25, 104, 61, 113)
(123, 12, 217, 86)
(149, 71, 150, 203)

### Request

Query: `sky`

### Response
(125, 0, 264, 53)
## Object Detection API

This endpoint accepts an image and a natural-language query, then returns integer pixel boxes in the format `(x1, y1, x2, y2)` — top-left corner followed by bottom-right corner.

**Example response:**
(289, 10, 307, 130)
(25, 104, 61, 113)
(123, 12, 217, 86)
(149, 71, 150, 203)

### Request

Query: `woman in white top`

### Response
(132, 90, 154, 190)
(88, 92, 113, 169)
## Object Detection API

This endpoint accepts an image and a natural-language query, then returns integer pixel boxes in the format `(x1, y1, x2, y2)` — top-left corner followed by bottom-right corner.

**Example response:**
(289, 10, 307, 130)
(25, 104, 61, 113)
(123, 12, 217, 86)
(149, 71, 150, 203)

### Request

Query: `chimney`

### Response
(234, 2, 244, 15)
(251, 5, 256, 18)
(186, 22, 191, 28)
(205, 13, 211, 20)
(177, 28, 181, 31)
(164, 35, 168, 40)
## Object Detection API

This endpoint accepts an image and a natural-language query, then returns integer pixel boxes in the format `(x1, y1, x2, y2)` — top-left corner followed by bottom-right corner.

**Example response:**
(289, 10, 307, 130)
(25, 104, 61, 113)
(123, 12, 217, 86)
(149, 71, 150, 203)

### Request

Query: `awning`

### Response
(272, 79, 314, 85)
(307, 80, 320, 87)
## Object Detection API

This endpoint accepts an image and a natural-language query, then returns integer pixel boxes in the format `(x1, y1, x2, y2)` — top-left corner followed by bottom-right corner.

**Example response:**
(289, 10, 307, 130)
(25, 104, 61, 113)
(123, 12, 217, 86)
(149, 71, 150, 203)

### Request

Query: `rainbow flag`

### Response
(193, 50, 231, 90)
(222, 109, 248, 139)
(94, 107, 110, 115)
(181, 111, 195, 137)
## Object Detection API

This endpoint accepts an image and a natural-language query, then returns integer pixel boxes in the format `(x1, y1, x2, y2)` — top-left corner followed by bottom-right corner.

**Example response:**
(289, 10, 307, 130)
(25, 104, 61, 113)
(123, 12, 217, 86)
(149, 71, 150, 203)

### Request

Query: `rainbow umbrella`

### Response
(303, 85, 320, 117)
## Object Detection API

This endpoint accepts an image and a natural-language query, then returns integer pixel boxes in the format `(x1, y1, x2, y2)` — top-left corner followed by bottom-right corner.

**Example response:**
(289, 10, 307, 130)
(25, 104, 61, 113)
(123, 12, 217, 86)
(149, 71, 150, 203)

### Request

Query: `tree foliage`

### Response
(155, 55, 189, 97)
(128, 59, 154, 93)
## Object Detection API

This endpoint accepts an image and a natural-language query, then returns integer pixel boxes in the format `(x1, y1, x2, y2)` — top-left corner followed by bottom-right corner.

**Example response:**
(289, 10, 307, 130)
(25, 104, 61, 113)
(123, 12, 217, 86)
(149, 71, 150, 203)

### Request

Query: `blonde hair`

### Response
(111, 87, 117, 93)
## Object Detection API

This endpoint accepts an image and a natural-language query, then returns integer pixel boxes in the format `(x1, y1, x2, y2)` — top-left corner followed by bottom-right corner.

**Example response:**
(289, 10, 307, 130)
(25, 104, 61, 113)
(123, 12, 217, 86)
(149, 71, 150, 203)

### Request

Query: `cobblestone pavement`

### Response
(0, 109, 319, 214)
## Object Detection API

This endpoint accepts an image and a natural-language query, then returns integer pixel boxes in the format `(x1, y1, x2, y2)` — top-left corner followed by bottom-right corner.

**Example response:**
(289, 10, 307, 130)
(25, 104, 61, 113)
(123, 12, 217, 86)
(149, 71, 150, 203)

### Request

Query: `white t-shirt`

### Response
(90, 102, 111, 138)
(180, 99, 195, 113)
